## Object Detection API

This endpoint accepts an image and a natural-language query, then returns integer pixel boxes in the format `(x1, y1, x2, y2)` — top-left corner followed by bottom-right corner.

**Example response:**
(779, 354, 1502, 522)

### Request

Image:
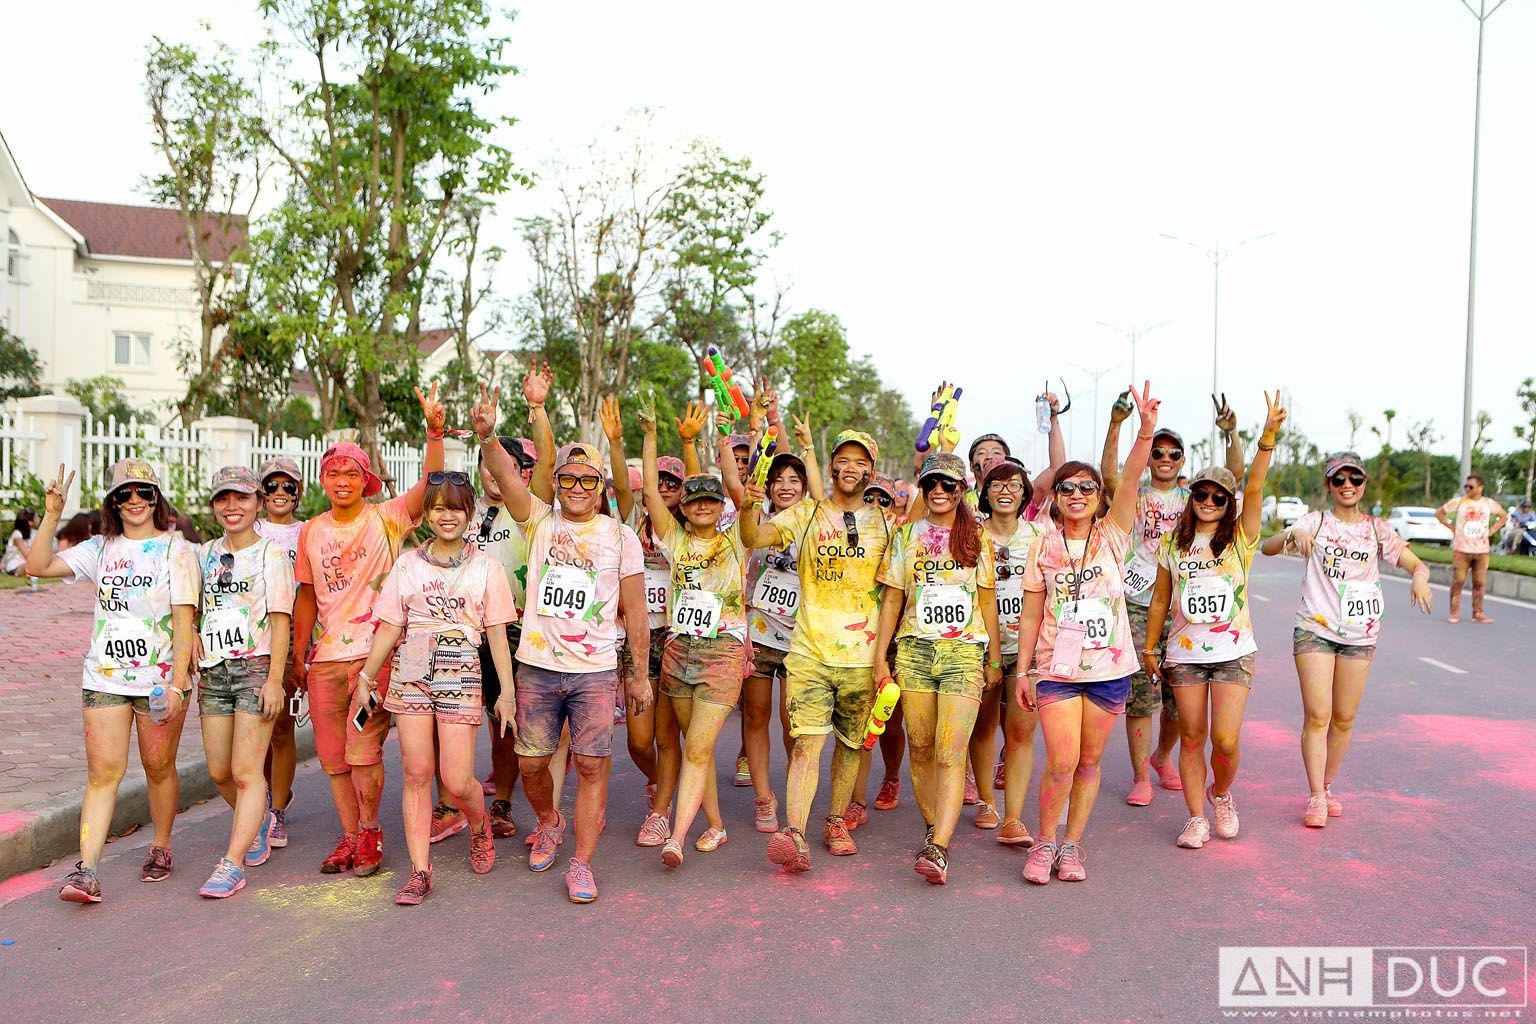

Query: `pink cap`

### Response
(656, 455, 686, 482)
(320, 441, 384, 498)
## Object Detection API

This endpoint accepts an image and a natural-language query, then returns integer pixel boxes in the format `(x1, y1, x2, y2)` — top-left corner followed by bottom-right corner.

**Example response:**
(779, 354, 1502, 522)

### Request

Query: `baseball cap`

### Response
(831, 429, 879, 464)
(1189, 466, 1238, 497)
(105, 458, 161, 500)
(726, 433, 753, 452)
(626, 466, 643, 491)
(320, 441, 384, 497)
(1152, 429, 1184, 450)
(865, 473, 896, 498)
(209, 465, 260, 498)
(1323, 451, 1368, 479)
(680, 474, 726, 506)
(657, 455, 686, 482)
(967, 433, 1011, 464)
(256, 456, 303, 488)
(918, 452, 968, 484)
(556, 442, 602, 474)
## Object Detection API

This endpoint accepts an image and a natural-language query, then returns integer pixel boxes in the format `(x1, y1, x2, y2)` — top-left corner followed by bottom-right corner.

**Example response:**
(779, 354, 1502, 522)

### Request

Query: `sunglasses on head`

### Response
(1191, 486, 1230, 507)
(1151, 447, 1184, 461)
(113, 485, 157, 505)
(922, 477, 963, 494)
(1055, 480, 1100, 497)
(1330, 471, 1366, 488)
(263, 479, 300, 496)
(557, 473, 602, 492)
(842, 511, 859, 551)
(427, 471, 471, 487)
(863, 492, 893, 508)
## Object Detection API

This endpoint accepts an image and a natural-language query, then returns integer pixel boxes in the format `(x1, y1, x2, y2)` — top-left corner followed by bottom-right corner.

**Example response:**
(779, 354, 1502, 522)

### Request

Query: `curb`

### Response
(1380, 559, 1536, 602)
(0, 723, 316, 882)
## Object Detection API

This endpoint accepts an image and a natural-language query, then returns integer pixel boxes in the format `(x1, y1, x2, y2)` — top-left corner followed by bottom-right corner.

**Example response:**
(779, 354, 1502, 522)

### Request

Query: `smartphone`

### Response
(350, 688, 378, 731)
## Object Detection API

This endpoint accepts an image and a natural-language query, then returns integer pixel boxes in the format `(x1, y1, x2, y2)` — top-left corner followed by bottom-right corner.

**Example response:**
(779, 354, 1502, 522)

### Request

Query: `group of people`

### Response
(24, 365, 1443, 906)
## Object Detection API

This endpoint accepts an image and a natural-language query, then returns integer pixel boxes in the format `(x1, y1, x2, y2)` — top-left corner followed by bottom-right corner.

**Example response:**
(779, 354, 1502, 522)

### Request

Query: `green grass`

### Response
(0, 573, 60, 590)
(1409, 543, 1536, 578)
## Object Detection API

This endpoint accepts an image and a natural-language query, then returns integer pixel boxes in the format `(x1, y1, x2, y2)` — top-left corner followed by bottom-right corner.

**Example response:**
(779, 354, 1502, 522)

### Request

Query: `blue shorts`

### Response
(1035, 675, 1131, 716)
(512, 663, 618, 759)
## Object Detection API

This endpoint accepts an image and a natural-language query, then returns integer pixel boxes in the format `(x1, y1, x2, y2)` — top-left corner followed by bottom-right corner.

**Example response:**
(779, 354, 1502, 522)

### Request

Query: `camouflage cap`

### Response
(104, 458, 161, 500)
(209, 464, 261, 497)
(831, 429, 879, 464)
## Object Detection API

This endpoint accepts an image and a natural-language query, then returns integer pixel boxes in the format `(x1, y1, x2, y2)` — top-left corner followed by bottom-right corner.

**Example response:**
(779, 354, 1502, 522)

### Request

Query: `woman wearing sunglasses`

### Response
(871, 452, 1001, 885)
(1138, 393, 1284, 849)
(977, 460, 1047, 842)
(254, 456, 305, 850)
(26, 460, 201, 903)
(193, 466, 296, 897)
(1261, 452, 1432, 828)
(358, 470, 517, 904)
(1015, 381, 1161, 885)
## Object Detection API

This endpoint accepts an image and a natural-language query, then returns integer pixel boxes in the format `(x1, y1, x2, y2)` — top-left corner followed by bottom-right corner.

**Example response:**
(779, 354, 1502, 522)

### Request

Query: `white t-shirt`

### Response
(1125, 484, 1188, 607)
(1291, 511, 1406, 646)
(253, 519, 303, 564)
(196, 537, 296, 667)
(987, 516, 1049, 658)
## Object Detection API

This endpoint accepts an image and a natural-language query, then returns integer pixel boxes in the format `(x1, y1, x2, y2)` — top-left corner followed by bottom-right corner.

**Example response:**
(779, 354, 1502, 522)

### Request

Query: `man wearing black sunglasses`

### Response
(1434, 472, 1507, 625)
(740, 428, 893, 872)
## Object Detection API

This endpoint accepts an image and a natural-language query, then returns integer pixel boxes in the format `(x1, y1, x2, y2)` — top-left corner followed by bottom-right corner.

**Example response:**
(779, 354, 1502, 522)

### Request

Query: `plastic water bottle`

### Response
(148, 686, 170, 725)
(1035, 394, 1052, 434)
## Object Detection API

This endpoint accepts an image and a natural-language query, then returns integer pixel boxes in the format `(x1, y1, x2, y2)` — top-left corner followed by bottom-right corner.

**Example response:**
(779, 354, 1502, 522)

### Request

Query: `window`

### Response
(113, 332, 152, 368)
(5, 229, 18, 279)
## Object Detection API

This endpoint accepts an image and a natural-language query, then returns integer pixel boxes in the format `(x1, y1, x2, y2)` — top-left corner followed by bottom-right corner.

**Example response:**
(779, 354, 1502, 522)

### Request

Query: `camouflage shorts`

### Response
(783, 652, 875, 750)
(1165, 653, 1256, 689)
(661, 635, 747, 708)
(199, 656, 273, 717)
(894, 636, 986, 701)
(1127, 603, 1177, 719)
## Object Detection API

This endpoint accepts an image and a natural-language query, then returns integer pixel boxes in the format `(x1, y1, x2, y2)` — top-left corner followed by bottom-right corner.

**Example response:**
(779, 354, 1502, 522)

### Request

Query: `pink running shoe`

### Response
(1150, 754, 1183, 790)
(873, 778, 901, 811)
(1303, 794, 1329, 828)
(660, 837, 684, 868)
(1054, 840, 1087, 881)
(963, 771, 980, 805)
(636, 812, 671, 847)
(1208, 786, 1239, 839)
(767, 828, 811, 873)
(481, 771, 495, 796)
(1126, 777, 1153, 806)
(993, 760, 1006, 791)
(843, 801, 869, 831)
(1324, 784, 1343, 817)
(694, 827, 728, 852)
(469, 828, 495, 874)
(1023, 841, 1057, 885)
(1177, 816, 1211, 849)
(753, 796, 779, 833)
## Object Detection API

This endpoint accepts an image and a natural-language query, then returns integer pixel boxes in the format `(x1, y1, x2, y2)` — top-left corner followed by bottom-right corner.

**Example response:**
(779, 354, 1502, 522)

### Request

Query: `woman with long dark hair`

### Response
(4, 507, 36, 574)
(1141, 392, 1283, 848)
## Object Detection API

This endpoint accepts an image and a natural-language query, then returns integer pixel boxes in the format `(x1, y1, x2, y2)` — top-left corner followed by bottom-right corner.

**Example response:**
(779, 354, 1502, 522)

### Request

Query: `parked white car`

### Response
(1261, 495, 1309, 527)
(1386, 506, 1453, 545)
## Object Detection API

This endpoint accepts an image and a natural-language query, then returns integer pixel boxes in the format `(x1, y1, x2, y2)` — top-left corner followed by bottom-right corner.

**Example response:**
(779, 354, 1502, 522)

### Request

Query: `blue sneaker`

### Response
(528, 812, 565, 872)
(199, 858, 247, 898)
(245, 811, 273, 867)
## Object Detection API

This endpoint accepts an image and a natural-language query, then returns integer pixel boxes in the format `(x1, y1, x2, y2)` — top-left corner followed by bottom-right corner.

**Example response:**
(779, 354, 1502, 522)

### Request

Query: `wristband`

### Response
(426, 429, 444, 441)
(1257, 441, 1276, 451)
(1136, 433, 1154, 440)
(1141, 649, 1158, 657)
(989, 659, 1002, 669)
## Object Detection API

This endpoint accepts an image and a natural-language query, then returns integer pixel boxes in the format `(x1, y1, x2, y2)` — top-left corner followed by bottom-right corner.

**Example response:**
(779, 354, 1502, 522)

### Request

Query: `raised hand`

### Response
(522, 358, 552, 407)
(637, 394, 658, 436)
(44, 464, 75, 518)
(414, 381, 446, 435)
(1213, 393, 1237, 433)
(744, 481, 767, 507)
(1109, 389, 1133, 424)
(715, 408, 735, 435)
(1130, 380, 1160, 435)
(471, 382, 501, 439)
(1262, 389, 1287, 435)
(675, 399, 707, 442)
(600, 395, 624, 442)
(750, 377, 773, 431)
(1044, 391, 1061, 415)
(792, 410, 813, 449)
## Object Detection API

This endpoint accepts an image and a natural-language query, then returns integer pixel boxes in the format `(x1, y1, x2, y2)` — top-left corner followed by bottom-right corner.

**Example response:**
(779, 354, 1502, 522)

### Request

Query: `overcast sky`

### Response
(7, 0, 1535, 470)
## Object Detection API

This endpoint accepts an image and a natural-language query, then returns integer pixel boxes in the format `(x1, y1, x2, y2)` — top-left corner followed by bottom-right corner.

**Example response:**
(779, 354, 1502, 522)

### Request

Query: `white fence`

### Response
(0, 406, 45, 501)
(81, 413, 213, 504)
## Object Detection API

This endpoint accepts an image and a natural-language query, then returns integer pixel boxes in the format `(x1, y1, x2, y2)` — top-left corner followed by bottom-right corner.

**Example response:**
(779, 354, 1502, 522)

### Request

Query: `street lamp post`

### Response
(1072, 362, 1121, 461)
(1160, 232, 1275, 463)
(1095, 320, 1171, 384)
(1455, 0, 1511, 482)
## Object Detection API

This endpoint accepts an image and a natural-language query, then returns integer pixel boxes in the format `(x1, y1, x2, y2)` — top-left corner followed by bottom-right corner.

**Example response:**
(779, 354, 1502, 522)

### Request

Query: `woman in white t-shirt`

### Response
(25, 461, 200, 905)
(1013, 381, 1160, 886)
(1261, 452, 1432, 828)
(4, 508, 36, 575)
(253, 456, 305, 850)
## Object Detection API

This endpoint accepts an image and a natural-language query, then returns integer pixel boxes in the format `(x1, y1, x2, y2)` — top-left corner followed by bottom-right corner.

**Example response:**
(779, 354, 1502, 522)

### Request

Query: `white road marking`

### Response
(1252, 593, 1270, 602)
(1417, 656, 1467, 675)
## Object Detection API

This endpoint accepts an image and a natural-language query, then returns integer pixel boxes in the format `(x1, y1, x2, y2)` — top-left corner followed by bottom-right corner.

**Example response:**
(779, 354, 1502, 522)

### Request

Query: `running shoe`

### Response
(1055, 840, 1087, 881)
(429, 803, 468, 844)
(996, 819, 1033, 846)
(244, 811, 274, 867)
(767, 827, 811, 873)
(993, 759, 1006, 791)
(1473, 613, 1496, 625)
(1447, 612, 1461, 624)
(469, 828, 495, 874)
(923, 823, 935, 850)
(269, 808, 289, 849)
(636, 811, 671, 847)
(1177, 816, 1211, 849)
(1208, 786, 1239, 839)
(873, 777, 901, 811)
(1023, 841, 1058, 885)
(140, 845, 173, 882)
(490, 799, 517, 839)
(320, 833, 356, 874)
(566, 859, 598, 903)
(974, 802, 1000, 830)
(59, 862, 102, 904)
(963, 771, 980, 805)
(695, 827, 728, 852)
(395, 867, 433, 906)
(199, 858, 247, 898)
(1150, 753, 1183, 790)
(1324, 783, 1343, 817)
(529, 812, 566, 872)
(1303, 794, 1329, 828)
(843, 800, 869, 831)
(754, 796, 779, 833)
(481, 771, 495, 796)
(1126, 777, 1153, 806)
(823, 815, 857, 857)
(661, 837, 684, 868)
(353, 826, 384, 876)
(644, 781, 657, 807)
(733, 755, 752, 787)
(915, 843, 948, 885)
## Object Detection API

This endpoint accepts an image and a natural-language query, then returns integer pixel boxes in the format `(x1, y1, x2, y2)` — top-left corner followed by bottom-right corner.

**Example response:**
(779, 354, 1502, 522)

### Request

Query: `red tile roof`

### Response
(37, 197, 246, 262)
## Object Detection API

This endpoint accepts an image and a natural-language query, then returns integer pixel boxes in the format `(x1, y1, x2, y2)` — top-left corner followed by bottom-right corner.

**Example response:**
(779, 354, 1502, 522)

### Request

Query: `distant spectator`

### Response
(4, 507, 37, 574)
(172, 510, 205, 545)
(1507, 499, 1535, 557)
(54, 509, 101, 551)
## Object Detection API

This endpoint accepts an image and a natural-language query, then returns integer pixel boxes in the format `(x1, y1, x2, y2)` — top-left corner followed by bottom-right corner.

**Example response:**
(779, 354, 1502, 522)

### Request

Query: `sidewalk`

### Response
(0, 581, 313, 879)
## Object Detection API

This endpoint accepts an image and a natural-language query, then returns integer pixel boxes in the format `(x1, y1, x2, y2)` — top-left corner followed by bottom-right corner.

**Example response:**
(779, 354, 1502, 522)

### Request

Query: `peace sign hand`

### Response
(471, 382, 501, 440)
(1129, 380, 1160, 434)
(1212, 393, 1237, 433)
(414, 381, 446, 435)
(792, 410, 813, 449)
(1262, 389, 1287, 435)
(44, 464, 75, 518)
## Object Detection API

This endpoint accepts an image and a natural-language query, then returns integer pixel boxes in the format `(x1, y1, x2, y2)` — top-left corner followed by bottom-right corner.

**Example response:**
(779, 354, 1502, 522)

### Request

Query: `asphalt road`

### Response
(2, 565, 1532, 1024)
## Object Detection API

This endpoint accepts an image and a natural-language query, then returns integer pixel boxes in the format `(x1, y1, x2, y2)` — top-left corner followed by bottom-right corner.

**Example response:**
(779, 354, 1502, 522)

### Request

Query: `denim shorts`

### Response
(1292, 627, 1375, 661)
(199, 656, 272, 717)
(783, 652, 875, 749)
(513, 663, 618, 759)
(894, 636, 986, 701)
(750, 642, 789, 682)
(1035, 674, 1132, 715)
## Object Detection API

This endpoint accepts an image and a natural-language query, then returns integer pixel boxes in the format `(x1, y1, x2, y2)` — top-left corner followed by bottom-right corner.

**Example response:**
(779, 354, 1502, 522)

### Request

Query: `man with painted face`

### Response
(740, 429, 894, 872)
(1101, 392, 1244, 807)
(473, 384, 651, 904)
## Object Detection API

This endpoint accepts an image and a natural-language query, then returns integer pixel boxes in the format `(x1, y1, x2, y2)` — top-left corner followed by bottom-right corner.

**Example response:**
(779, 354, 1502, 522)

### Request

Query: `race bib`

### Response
(200, 606, 251, 663)
(672, 589, 723, 638)
(1123, 553, 1157, 595)
(1341, 581, 1383, 629)
(537, 565, 596, 618)
(1463, 520, 1487, 540)
(94, 620, 158, 673)
(1060, 597, 1114, 650)
(1180, 576, 1235, 625)
(644, 569, 670, 617)
(995, 578, 1024, 623)
(752, 568, 801, 618)
(916, 584, 972, 638)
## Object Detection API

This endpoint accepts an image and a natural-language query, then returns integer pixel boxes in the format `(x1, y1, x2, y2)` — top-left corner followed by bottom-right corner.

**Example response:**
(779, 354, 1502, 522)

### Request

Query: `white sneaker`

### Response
(1177, 816, 1211, 849)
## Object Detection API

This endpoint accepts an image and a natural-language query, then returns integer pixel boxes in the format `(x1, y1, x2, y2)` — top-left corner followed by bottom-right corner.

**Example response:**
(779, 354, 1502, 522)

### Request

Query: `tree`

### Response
(0, 328, 43, 403)
(1405, 419, 1440, 501)
(144, 32, 268, 428)
(1346, 408, 1362, 452)
(1472, 409, 1494, 468)
(66, 376, 137, 423)
(432, 196, 509, 429)
(772, 309, 851, 452)
(1514, 377, 1536, 500)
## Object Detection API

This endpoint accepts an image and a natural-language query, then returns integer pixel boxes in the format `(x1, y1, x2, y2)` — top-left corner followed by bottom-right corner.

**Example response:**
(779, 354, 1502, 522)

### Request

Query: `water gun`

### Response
(915, 383, 962, 453)
(703, 347, 751, 434)
(863, 678, 902, 750)
(749, 426, 779, 488)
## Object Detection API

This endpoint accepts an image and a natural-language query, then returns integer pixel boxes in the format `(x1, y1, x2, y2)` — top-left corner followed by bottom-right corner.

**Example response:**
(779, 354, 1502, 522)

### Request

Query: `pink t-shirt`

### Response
(254, 519, 303, 564)
(1292, 510, 1406, 646)
(1438, 496, 1501, 555)
(294, 496, 419, 663)
(1125, 484, 1188, 607)
(1022, 517, 1135, 682)
(374, 546, 516, 648)
(515, 496, 644, 672)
